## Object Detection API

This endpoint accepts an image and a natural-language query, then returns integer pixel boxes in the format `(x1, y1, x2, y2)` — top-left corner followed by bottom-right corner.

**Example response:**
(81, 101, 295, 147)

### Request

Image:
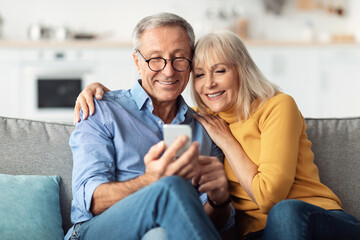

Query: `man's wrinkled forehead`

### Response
(138, 26, 192, 53)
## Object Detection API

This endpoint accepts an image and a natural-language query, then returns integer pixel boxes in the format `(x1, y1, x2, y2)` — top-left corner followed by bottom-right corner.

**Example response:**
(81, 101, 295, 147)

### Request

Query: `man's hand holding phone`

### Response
(163, 125, 229, 207)
(163, 124, 192, 158)
(143, 124, 199, 182)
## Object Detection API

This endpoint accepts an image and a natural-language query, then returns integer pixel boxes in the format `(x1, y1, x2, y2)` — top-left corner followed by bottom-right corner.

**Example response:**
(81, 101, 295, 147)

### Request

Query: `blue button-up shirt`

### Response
(66, 81, 226, 238)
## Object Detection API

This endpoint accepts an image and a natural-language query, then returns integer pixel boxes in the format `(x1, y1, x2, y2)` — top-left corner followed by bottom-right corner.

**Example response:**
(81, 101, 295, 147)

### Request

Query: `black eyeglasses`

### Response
(136, 50, 192, 72)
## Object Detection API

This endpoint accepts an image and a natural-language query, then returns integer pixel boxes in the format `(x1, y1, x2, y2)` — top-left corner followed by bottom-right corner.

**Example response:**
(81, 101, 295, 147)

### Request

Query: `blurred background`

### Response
(0, 0, 359, 122)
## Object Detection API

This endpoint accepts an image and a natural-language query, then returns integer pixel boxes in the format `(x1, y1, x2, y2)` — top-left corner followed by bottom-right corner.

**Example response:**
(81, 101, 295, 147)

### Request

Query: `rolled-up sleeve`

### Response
(70, 100, 116, 221)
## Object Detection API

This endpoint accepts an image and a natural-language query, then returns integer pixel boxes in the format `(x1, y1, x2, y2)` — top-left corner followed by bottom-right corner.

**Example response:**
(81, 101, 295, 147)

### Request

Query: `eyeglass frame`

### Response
(136, 49, 192, 72)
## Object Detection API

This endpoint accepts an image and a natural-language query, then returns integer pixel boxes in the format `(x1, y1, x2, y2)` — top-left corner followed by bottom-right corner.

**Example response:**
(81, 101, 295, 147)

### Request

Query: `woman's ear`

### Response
(132, 52, 141, 75)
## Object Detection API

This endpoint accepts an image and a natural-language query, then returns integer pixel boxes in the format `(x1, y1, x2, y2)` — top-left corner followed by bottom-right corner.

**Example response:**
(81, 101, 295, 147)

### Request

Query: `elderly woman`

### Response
(74, 31, 360, 239)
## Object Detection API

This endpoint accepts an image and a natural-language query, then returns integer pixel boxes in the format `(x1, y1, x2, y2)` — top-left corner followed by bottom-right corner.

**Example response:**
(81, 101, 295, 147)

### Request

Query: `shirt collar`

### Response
(174, 95, 189, 124)
(131, 80, 150, 110)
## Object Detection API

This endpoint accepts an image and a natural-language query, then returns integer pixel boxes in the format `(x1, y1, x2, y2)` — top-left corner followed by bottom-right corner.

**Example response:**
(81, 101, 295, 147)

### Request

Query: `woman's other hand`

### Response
(195, 113, 258, 203)
(194, 113, 235, 150)
(74, 82, 110, 124)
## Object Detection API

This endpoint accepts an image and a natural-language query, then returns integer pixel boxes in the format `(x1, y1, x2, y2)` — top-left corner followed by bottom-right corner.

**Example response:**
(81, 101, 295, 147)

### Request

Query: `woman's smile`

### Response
(194, 62, 239, 113)
(206, 91, 226, 100)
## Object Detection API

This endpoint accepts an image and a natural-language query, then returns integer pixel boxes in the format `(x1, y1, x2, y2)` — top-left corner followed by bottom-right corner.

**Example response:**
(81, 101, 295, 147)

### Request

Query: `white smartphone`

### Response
(163, 124, 192, 158)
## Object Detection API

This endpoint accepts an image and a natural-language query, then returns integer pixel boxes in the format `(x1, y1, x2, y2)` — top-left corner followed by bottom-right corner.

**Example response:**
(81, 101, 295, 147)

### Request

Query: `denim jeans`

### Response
(262, 199, 360, 240)
(70, 176, 221, 240)
(141, 227, 167, 240)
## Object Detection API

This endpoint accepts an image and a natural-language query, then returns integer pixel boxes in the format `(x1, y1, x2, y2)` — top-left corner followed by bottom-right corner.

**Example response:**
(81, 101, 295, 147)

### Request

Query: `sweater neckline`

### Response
(217, 97, 264, 124)
(218, 105, 239, 124)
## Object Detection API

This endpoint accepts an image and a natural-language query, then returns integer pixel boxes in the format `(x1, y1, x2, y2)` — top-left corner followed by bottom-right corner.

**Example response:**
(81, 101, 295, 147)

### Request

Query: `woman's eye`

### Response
(195, 73, 204, 78)
(215, 69, 226, 74)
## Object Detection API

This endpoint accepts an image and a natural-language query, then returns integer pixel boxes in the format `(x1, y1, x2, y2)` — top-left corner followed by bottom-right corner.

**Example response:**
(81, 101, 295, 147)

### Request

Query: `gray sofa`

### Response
(1, 116, 360, 238)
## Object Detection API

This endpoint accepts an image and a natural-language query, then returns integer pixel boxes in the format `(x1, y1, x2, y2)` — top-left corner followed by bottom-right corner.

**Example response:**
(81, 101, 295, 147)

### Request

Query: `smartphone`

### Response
(163, 124, 192, 158)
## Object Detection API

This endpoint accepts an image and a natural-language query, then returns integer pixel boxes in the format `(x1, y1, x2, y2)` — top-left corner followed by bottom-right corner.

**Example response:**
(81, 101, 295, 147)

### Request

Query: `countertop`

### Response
(0, 39, 133, 48)
(0, 39, 359, 49)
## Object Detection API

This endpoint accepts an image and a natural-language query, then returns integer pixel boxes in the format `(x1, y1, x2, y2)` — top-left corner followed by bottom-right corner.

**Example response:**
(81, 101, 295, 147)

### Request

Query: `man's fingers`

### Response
(192, 172, 201, 186)
(165, 141, 200, 178)
(198, 181, 225, 193)
(198, 155, 213, 165)
(198, 172, 227, 191)
(197, 156, 216, 173)
(197, 156, 225, 186)
(170, 141, 199, 166)
(198, 171, 220, 186)
(144, 141, 166, 164)
(161, 135, 189, 162)
(175, 163, 198, 180)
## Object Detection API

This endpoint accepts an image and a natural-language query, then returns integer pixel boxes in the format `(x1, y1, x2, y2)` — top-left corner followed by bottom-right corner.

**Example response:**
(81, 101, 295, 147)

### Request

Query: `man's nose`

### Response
(161, 60, 176, 76)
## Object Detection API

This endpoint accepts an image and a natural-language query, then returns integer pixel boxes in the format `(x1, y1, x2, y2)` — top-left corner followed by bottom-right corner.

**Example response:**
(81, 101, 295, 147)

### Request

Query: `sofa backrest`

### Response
(1, 116, 359, 234)
(0, 116, 74, 233)
(305, 117, 360, 220)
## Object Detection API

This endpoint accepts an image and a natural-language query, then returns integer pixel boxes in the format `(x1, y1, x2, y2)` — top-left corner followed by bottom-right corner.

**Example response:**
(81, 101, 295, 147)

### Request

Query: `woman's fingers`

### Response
(95, 88, 104, 100)
(74, 82, 110, 122)
(83, 89, 96, 116)
(77, 95, 89, 120)
(194, 114, 210, 128)
(74, 99, 81, 124)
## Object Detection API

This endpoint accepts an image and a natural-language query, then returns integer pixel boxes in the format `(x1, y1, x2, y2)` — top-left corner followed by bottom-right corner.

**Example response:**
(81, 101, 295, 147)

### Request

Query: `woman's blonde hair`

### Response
(191, 31, 279, 121)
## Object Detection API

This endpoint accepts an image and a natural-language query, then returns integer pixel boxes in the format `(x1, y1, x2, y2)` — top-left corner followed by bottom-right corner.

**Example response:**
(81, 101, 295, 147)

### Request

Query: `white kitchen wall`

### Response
(0, 0, 359, 41)
(0, 0, 359, 120)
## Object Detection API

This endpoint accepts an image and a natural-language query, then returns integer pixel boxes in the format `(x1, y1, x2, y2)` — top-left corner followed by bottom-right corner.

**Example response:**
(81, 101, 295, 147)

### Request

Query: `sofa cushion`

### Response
(0, 116, 74, 233)
(0, 115, 359, 235)
(0, 174, 64, 240)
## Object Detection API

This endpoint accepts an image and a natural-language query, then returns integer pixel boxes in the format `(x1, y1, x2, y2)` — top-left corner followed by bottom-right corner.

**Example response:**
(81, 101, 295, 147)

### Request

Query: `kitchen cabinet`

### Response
(1, 42, 360, 120)
(93, 48, 138, 91)
(248, 44, 360, 118)
(248, 46, 320, 117)
(0, 50, 20, 118)
(318, 47, 360, 117)
(0, 45, 137, 121)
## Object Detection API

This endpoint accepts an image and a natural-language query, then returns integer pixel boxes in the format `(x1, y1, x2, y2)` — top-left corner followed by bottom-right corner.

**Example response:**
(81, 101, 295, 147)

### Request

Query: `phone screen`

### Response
(163, 124, 192, 157)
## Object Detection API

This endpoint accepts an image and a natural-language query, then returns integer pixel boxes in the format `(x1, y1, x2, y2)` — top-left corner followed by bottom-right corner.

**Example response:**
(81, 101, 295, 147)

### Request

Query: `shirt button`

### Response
(158, 120, 162, 125)
(149, 102, 153, 106)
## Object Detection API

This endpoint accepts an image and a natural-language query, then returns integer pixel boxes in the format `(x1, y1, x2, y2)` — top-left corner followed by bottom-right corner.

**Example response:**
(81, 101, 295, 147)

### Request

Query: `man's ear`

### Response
(132, 52, 141, 75)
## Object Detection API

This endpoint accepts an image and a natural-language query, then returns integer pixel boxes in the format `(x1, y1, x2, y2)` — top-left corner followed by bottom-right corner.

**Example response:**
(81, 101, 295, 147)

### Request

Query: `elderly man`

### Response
(66, 12, 234, 240)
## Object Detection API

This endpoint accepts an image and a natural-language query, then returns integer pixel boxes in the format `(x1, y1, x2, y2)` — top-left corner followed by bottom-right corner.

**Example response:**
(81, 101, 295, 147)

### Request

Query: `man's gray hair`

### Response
(132, 12, 195, 53)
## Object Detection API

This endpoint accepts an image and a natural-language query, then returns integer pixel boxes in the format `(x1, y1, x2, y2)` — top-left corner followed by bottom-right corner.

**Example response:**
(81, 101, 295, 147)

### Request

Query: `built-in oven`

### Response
(21, 49, 96, 122)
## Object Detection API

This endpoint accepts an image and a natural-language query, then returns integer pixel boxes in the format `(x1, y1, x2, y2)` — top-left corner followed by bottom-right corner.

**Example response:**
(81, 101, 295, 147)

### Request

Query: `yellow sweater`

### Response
(218, 93, 341, 237)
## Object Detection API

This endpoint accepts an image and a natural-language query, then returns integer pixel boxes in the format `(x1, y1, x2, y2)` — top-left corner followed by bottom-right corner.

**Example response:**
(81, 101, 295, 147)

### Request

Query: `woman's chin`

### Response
(206, 103, 234, 113)
(207, 105, 225, 113)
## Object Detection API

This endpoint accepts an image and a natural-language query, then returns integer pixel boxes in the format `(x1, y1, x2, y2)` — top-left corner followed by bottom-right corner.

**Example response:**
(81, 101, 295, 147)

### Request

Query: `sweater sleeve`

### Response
(251, 95, 303, 213)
